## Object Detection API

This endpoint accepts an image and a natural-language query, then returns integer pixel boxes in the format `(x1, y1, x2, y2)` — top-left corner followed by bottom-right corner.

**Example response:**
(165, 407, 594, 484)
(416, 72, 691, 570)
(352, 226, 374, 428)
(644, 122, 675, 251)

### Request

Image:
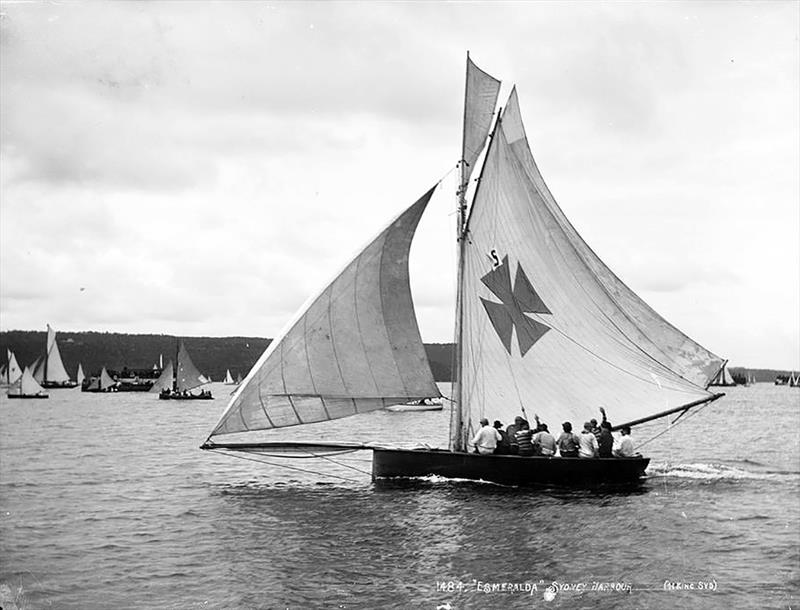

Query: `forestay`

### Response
(457, 104, 721, 447)
(210, 188, 440, 436)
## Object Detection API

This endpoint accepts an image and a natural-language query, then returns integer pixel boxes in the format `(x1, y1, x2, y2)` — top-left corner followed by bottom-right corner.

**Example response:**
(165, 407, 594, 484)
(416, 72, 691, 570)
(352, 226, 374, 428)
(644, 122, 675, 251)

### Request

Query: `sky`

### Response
(1, 2, 798, 370)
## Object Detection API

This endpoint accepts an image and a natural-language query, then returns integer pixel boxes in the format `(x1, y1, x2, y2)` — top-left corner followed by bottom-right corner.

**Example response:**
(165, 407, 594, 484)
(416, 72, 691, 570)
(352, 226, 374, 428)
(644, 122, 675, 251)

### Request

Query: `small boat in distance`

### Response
(82, 367, 119, 393)
(201, 55, 726, 487)
(387, 398, 444, 412)
(8, 366, 49, 399)
(223, 369, 237, 385)
(153, 341, 213, 400)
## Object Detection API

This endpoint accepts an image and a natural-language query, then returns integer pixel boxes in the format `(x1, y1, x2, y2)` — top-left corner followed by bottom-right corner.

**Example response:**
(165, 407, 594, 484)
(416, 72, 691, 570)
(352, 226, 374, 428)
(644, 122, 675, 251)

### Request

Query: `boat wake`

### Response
(648, 461, 799, 481)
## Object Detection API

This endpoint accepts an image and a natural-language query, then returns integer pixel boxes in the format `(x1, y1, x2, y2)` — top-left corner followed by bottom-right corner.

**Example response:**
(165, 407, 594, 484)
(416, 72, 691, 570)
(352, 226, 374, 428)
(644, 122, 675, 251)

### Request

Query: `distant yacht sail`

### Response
(8, 366, 49, 399)
(223, 369, 236, 385)
(155, 341, 213, 400)
(202, 55, 726, 487)
(1, 350, 23, 387)
(709, 361, 737, 387)
(82, 367, 118, 393)
(31, 325, 78, 388)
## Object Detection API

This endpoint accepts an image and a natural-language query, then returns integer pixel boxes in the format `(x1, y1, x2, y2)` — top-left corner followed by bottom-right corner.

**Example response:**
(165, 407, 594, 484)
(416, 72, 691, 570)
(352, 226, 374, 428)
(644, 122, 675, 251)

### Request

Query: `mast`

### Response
(451, 54, 471, 452)
(173, 339, 179, 393)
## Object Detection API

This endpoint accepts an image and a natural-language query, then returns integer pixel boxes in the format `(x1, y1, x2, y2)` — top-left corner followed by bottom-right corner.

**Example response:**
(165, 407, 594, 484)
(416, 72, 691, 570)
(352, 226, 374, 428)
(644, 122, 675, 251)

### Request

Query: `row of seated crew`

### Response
(470, 410, 638, 458)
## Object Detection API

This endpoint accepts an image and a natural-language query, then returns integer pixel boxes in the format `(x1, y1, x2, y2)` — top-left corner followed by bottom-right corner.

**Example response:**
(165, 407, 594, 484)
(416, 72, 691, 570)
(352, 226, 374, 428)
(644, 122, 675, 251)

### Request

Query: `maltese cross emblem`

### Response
(479, 255, 551, 357)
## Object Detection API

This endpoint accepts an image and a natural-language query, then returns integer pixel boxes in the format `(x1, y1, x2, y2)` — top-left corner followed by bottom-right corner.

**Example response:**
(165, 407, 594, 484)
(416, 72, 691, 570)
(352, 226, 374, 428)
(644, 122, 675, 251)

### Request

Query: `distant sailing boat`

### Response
(82, 367, 118, 393)
(790, 372, 800, 388)
(223, 369, 237, 385)
(0, 350, 23, 387)
(153, 341, 213, 400)
(76, 363, 85, 387)
(708, 362, 737, 387)
(32, 325, 78, 389)
(7, 366, 48, 399)
(201, 56, 726, 486)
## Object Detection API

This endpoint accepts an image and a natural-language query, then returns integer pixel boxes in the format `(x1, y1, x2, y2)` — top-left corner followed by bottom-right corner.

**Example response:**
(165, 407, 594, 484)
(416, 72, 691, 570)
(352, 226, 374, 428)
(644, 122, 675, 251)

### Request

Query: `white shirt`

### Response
(613, 435, 635, 457)
(472, 426, 501, 454)
(578, 431, 599, 458)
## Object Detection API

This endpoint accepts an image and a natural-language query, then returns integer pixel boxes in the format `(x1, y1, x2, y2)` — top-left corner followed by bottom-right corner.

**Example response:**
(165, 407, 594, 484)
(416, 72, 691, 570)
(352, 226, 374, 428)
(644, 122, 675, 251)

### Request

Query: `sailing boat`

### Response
(153, 340, 213, 400)
(201, 56, 726, 486)
(32, 325, 78, 388)
(82, 366, 119, 393)
(790, 372, 800, 388)
(0, 350, 23, 387)
(7, 366, 49, 399)
(76, 363, 85, 387)
(223, 369, 237, 385)
(708, 361, 737, 387)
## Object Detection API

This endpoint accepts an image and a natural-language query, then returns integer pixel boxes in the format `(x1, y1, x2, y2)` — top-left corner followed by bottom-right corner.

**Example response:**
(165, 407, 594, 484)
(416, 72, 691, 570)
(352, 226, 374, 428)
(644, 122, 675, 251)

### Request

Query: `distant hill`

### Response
(1, 330, 792, 384)
(0, 331, 457, 382)
(0, 331, 271, 381)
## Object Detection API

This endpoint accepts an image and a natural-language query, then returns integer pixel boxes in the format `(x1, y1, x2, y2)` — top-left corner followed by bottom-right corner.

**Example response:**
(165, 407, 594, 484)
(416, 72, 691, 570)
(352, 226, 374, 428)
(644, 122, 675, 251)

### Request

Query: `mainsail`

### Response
(454, 97, 722, 448)
(210, 188, 440, 437)
(76, 363, 85, 386)
(84, 366, 117, 392)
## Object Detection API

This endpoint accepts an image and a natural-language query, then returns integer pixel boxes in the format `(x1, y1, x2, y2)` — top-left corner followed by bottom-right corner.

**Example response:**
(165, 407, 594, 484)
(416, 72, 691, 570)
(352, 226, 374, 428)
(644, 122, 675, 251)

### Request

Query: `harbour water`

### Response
(1, 383, 798, 608)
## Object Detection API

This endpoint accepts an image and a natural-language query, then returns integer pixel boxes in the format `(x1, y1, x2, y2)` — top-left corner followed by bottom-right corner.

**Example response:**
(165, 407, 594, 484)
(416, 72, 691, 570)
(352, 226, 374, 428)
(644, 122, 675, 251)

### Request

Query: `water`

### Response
(1, 383, 798, 609)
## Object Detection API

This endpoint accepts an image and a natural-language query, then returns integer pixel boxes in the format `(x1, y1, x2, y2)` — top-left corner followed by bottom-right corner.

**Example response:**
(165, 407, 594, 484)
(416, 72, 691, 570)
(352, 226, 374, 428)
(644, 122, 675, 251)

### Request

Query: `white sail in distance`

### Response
(45, 324, 71, 384)
(210, 188, 440, 436)
(150, 361, 174, 393)
(176, 342, 206, 393)
(8, 366, 47, 397)
(6, 350, 22, 385)
(456, 105, 720, 447)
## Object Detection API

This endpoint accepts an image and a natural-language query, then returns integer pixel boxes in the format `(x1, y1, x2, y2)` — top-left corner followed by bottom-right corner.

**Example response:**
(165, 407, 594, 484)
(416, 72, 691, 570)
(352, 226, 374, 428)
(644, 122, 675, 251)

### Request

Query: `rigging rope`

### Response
(633, 400, 713, 451)
(207, 449, 364, 483)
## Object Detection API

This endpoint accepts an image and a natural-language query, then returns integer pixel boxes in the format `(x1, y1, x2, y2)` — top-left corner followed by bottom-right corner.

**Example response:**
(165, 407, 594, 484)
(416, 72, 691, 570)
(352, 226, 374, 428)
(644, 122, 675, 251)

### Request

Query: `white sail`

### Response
(176, 342, 206, 392)
(76, 363, 85, 386)
(7, 351, 22, 384)
(210, 188, 440, 436)
(44, 324, 71, 384)
(149, 360, 174, 393)
(501, 90, 724, 389)
(462, 54, 501, 188)
(223, 369, 235, 384)
(709, 362, 736, 386)
(8, 366, 47, 397)
(32, 356, 44, 384)
(99, 367, 116, 391)
(456, 115, 719, 447)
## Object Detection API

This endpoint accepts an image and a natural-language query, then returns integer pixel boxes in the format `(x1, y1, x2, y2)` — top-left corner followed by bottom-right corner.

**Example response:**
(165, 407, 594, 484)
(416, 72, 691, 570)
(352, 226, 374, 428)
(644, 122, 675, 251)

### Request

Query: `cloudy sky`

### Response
(1, 2, 798, 370)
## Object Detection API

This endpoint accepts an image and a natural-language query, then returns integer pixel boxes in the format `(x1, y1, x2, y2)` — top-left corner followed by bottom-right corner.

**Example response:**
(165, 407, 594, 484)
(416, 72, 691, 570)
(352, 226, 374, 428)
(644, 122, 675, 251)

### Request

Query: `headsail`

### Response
(45, 324, 71, 384)
(210, 188, 440, 437)
(6, 351, 22, 385)
(455, 100, 721, 448)
(149, 360, 174, 393)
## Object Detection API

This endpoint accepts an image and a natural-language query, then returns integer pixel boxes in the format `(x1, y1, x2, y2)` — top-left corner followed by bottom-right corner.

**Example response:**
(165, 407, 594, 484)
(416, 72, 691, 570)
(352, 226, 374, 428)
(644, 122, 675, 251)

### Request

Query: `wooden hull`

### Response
(42, 381, 78, 389)
(159, 394, 213, 400)
(7, 393, 49, 399)
(372, 448, 649, 487)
